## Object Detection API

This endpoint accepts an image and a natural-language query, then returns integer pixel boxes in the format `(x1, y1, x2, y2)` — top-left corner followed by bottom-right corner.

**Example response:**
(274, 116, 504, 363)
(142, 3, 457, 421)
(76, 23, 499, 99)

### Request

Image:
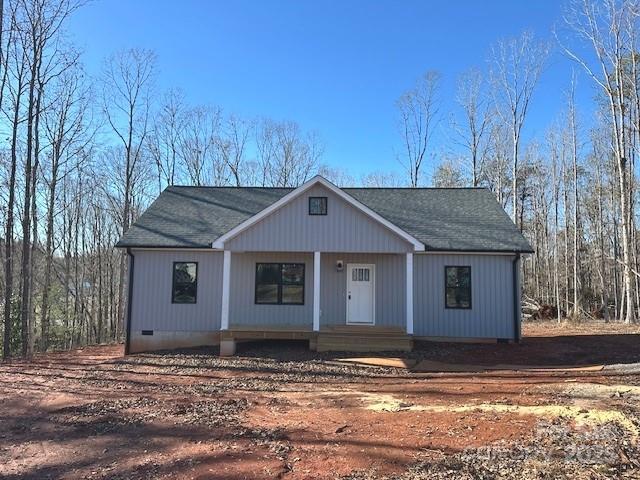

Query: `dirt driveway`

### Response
(1, 323, 640, 479)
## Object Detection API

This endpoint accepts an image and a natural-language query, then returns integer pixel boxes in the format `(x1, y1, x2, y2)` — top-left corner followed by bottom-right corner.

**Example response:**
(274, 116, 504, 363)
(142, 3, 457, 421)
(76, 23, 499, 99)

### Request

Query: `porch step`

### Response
(323, 325, 406, 335)
(316, 331, 413, 353)
(222, 325, 313, 341)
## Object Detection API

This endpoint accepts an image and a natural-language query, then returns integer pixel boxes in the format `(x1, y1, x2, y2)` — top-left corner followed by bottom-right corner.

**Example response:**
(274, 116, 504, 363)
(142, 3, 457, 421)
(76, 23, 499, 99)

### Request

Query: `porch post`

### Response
(221, 250, 231, 330)
(313, 251, 321, 331)
(406, 252, 414, 335)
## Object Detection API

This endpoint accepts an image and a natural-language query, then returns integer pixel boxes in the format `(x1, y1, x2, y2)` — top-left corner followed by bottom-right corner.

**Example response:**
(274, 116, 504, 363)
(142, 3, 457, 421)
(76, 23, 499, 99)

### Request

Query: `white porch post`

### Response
(406, 252, 414, 335)
(221, 250, 231, 330)
(313, 251, 321, 332)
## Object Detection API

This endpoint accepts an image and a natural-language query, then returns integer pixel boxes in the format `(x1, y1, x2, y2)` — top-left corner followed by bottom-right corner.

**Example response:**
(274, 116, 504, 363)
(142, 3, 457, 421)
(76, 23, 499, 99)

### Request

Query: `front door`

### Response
(346, 264, 375, 325)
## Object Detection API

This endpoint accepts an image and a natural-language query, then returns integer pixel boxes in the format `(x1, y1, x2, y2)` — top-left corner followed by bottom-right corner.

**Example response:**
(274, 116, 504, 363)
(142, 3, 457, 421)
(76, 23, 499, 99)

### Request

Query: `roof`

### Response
(116, 182, 533, 253)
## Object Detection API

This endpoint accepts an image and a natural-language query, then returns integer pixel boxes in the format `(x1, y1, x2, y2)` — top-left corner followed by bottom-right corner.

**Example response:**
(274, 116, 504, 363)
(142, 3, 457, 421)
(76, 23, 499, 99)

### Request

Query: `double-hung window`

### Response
(255, 263, 305, 305)
(445, 266, 471, 309)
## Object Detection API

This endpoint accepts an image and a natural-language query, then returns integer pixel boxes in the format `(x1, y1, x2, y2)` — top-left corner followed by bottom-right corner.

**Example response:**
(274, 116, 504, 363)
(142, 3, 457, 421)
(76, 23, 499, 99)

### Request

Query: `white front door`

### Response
(346, 264, 375, 325)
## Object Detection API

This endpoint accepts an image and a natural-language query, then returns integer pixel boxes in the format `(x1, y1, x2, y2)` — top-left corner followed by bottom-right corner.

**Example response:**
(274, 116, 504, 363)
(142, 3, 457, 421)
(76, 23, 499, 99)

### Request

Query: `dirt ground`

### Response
(1, 321, 640, 479)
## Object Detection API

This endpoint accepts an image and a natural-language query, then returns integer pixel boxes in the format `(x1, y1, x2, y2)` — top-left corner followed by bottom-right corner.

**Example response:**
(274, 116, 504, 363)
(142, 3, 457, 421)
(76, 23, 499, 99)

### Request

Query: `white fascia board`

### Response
(211, 175, 425, 251)
(416, 251, 517, 256)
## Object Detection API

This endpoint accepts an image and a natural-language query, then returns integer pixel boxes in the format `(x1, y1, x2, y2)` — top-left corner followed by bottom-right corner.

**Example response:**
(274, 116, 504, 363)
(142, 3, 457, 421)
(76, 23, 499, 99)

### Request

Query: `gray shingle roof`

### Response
(116, 185, 533, 253)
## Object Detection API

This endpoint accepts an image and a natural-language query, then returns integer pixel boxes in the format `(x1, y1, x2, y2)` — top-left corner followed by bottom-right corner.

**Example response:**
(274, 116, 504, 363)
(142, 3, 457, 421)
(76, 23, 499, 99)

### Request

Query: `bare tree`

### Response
(483, 122, 512, 207)
(397, 71, 440, 187)
(255, 118, 276, 186)
(490, 31, 548, 228)
(177, 105, 223, 186)
(560, 0, 637, 322)
(454, 68, 492, 186)
(547, 127, 562, 322)
(217, 114, 252, 187)
(101, 48, 155, 337)
(2, 1, 26, 359)
(432, 157, 467, 187)
(147, 89, 185, 192)
(255, 119, 322, 187)
(360, 170, 403, 187)
(39, 63, 89, 351)
(17, 0, 81, 357)
(567, 76, 582, 317)
(316, 165, 355, 187)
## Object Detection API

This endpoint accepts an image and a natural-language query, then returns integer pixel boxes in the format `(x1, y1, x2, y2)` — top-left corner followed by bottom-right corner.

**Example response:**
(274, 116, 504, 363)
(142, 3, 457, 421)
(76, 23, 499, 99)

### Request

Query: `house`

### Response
(116, 176, 533, 355)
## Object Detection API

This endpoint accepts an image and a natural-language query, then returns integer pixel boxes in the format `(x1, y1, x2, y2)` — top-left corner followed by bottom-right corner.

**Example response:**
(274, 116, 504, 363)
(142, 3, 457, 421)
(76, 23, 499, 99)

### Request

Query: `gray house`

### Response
(116, 176, 532, 355)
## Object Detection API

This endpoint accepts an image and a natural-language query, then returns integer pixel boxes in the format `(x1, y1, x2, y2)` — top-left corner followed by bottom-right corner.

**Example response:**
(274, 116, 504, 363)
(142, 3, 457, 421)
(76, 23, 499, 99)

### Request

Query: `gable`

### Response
(224, 183, 415, 253)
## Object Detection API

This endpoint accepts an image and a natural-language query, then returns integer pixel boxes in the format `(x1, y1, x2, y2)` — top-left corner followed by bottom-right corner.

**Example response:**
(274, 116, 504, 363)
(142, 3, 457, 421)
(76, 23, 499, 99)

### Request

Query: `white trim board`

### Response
(211, 176, 425, 251)
(416, 251, 518, 256)
(313, 251, 321, 332)
(406, 253, 413, 335)
(220, 250, 231, 330)
(128, 248, 223, 252)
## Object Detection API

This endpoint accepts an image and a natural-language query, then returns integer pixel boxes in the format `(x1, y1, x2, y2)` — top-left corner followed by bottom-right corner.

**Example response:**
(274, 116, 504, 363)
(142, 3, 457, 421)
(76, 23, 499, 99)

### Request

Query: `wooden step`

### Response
(316, 332, 413, 352)
(316, 342, 412, 353)
(324, 325, 406, 334)
(222, 325, 313, 341)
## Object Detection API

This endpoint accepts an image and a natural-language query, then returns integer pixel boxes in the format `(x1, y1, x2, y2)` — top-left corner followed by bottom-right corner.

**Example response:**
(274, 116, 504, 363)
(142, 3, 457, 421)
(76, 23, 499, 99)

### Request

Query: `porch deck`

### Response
(222, 324, 413, 353)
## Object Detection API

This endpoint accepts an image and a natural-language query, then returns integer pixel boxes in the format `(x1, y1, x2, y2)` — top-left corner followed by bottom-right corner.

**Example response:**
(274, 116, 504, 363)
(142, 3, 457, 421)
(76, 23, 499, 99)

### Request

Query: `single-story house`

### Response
(116, 175, 533, 355)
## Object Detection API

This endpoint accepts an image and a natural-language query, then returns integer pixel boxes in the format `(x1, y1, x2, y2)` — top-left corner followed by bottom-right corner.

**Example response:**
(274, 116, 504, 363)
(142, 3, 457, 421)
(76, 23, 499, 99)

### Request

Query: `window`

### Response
(255, 263, 305, 305)
(351, 267, 370, 282)
(445, 266, 471, 309)
(309, 196, 327, 215)
(172, 262, 197, 304)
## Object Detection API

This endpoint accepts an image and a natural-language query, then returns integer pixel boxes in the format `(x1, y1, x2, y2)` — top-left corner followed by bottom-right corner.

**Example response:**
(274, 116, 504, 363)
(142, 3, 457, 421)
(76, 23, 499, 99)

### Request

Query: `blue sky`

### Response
(67, 0, 595, 180)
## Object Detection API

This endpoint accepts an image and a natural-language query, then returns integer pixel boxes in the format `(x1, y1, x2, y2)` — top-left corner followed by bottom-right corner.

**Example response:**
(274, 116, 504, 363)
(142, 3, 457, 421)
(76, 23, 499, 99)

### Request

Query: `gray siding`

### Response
(130, 250, 223, 332)
(229, 252, 313, 327)
(413, 254, 516, 339)
(320, 253, 406, 328)
(226, 184, 413, 253)
(129, 250, 518, 341)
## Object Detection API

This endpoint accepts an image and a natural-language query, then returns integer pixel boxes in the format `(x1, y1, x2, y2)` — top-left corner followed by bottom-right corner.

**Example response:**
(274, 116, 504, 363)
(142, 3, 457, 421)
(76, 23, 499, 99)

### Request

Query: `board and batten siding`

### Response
(229, 252, 313, 327)
(320, 253, 406, 328)
(225, 184, 413, 253)
(130, 250, 223, 332)
(413, 254, 516, 339)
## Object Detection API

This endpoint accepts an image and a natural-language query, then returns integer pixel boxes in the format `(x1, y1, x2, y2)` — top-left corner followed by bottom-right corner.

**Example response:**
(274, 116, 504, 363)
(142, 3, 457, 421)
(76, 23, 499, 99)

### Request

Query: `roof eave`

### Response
(421, 247, 534, 254)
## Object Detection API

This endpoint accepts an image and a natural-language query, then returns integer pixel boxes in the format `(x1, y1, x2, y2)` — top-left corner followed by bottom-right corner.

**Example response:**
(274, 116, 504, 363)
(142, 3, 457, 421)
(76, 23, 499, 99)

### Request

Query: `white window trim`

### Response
(210, 176, 425, 251)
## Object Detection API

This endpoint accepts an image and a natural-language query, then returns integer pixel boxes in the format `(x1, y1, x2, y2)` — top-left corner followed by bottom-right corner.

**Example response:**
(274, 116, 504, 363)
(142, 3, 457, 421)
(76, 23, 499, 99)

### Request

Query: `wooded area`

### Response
(1, 0, 639, 359)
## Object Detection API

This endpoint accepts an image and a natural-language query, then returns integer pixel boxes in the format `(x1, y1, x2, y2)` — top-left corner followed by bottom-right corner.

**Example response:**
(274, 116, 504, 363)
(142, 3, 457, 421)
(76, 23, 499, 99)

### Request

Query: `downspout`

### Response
(124, 248, 135, 355)
(512, 253, 521, 343)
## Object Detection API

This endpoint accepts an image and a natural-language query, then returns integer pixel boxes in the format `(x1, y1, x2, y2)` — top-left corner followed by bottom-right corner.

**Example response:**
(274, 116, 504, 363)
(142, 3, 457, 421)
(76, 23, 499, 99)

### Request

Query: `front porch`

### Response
(219, 324, 413, 355)
(219, 250, 414, 355)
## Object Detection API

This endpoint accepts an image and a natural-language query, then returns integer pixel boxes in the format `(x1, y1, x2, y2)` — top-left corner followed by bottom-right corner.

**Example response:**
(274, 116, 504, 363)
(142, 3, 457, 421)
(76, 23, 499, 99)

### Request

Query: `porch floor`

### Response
(223, 324, 413, 353)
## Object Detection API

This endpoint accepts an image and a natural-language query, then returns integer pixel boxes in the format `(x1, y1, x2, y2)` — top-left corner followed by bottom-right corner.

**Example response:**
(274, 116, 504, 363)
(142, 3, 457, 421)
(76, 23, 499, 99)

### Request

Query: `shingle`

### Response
(116, 185, 533, 253)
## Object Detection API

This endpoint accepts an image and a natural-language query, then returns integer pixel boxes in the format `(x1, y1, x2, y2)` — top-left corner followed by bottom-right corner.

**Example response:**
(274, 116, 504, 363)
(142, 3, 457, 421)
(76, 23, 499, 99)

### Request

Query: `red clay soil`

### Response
(1, 324, 639, 479)
(409, 321, 640, 368)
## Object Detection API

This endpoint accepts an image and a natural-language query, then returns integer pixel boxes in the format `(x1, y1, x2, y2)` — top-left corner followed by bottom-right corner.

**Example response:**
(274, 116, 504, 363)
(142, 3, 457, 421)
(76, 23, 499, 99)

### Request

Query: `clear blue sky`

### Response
(67, 0, 594, 179)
